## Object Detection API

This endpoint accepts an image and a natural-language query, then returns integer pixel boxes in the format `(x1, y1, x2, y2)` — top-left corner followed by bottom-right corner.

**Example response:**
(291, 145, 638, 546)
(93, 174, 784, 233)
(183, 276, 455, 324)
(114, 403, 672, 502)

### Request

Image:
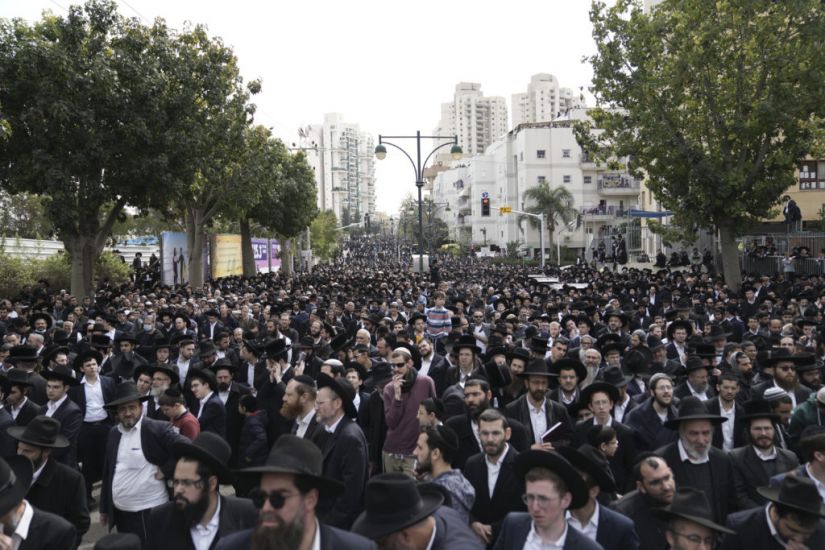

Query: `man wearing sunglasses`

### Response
(217, 434, 376, 549)
(146, 432, 257, 549)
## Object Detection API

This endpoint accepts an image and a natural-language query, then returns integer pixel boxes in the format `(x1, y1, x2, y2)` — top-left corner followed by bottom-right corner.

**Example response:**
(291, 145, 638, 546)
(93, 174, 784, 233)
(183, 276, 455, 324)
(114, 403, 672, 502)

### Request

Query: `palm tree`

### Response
(522, 182, 577, 264)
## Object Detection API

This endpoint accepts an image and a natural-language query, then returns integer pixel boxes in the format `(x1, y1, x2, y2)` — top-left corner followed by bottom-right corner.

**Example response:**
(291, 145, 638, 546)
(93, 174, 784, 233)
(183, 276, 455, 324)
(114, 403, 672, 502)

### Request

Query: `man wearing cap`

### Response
(212, 360, 249, 464)
(108, 334, 148, 382)
(190, 369, 226, 438)
(281, 375, 319, 440)
(100, 381, 189, 546)
(238, 338, 267, 394)
(40, 363, 82, 467)
(674, 357, 717, 401)
(730, 400, 799, 510)
(353, 472, 481, 550)
(0, 455, 77, 549)
(9, 415, 90, 547)
(311, 373, 369, 529)
(5, 369, 40, 427)
(705, 372, 746, 452)
(548, 358, 584, 416)
(216, 434, 376, 549)
(649, 487, 735, 550)
(7, 346, 47, 406)
(788, 387, 825, 449)
(665, 320, 692, 366)
(611, 454, 676, 550)
(720, 476, 825, 549)
(557, 445, 639, 550)
(146, 363, 179, 420)
(656, 396, 737, 525)
(755, 349, 812, 409)
(493, 449, 602, 549)
(146, 433, 258, 549)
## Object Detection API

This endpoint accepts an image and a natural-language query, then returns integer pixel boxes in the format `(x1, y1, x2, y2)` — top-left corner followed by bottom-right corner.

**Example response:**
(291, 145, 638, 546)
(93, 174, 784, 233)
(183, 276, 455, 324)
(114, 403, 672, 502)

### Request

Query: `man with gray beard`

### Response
(216, 435, 376, 550)
(655, 396, 737, 525)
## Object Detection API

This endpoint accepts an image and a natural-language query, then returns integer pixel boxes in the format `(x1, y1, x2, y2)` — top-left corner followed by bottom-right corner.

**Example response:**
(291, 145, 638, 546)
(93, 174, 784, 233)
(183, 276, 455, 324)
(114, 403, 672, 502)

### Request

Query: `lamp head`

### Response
(375, 144, 387, 160)
(450, 144, 463, 161)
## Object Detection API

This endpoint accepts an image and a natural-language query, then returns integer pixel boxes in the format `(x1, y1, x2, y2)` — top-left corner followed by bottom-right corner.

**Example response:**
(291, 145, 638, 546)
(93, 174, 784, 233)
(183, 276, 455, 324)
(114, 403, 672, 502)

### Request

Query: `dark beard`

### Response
(218, 382, 230, 392)
(467, 401, 489, 422)
(175, 492, 210, 528)
(251, 513, 305, 550)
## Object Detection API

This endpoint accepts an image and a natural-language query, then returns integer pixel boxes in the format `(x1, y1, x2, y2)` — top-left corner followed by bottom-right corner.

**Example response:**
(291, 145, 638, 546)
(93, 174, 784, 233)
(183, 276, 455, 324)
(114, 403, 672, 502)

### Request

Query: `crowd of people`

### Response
(1, 235, 825, 548)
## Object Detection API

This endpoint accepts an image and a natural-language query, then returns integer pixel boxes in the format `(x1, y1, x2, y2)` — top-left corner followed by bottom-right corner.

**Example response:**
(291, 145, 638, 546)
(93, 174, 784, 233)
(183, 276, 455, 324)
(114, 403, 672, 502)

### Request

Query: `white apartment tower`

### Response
(433, 82, 508, 158)
(512, 73, 583, 127)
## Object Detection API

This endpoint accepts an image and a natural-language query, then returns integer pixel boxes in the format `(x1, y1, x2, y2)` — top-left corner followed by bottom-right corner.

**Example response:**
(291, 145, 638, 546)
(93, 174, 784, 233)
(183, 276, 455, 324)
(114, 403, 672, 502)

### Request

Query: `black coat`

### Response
(215, 521, 377, 550)
(611, 490, 668, 550)
(704, 398, 747, 450)
(720, 506, 825, 550)
(574, 419, 637, 493)
(147, 495, 258, 550)
(445, 413, 529, 471)
(237, 411, 269, 467)
(26, 458, 89, 548)
(464, 446, 525, 544)
(730, 444, 799, 510)
(504, 394, 575, 448)
(256, 379, 292, 446)
(311, 416, 369, 529)
(360, 389, 387, 470)
(656, 441, 737, 525)
(193, 392, 227, 438)
(624, 397, 679, 451)
(26, 371, 48, 406)
(425, 354, 450, 396)
(673, 380, 717, 401)
(0, 407, 17, 458)
(40, 397, 83, 466)
(595, 504, 640, 550)
(13, 398, 40, 427)
(19, 506, 77, 550)
(493, 512, 603, 550)
(100, 416, 189, 516)
(68, 376, 116, 417)
(428, 506, 485, 550)
(223, 382, 251, 465)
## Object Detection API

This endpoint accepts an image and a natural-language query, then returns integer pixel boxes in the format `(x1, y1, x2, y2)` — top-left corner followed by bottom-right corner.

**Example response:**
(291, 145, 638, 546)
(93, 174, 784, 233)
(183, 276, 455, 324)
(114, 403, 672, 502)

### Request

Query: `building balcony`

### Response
(597, 174, 640, 195)
(580, 205, 626, 221)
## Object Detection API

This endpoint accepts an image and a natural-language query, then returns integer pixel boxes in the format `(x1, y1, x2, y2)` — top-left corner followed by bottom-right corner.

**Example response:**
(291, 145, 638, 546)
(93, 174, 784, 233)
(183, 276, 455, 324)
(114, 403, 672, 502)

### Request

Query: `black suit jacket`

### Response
(19, 507, 77, 550)
(704, 398, 746, 450)
(360, 389, 387, 470)
(68, 376, 116, 418)
(147, 495, 258, 550)
(673, 381, 717, 401)
(611, 489, 668, 550)
(223, 383, 251, 465)
(26, 458, 89, 548)
(504, 394, 575, 448)
(311, 416, 369, 529)
(193, 393, 227, 438)
(720, 506, 825, 550)
(445, 413, 529, 470)
(100, 416, 188, 517)
(25, 372, 48, 406)
(13, 398, 40, 427)
(656, 441, 737, 525)
(216, 521, 377, 550)
(574, 419, 637, 493)
(464, 446, 525, 544)
(0, 407, 17, 457)
(425, 354, 449, 396)
(40, 397, 83, 466)
(595, 504, 640, 550)
(493, 512, 603, 550)
(730, 445, 799, 510)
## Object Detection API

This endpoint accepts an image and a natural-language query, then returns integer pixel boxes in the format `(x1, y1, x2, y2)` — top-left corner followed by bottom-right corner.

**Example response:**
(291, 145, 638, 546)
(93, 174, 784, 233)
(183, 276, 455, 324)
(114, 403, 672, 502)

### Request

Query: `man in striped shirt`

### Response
(425, 291, 452, 352)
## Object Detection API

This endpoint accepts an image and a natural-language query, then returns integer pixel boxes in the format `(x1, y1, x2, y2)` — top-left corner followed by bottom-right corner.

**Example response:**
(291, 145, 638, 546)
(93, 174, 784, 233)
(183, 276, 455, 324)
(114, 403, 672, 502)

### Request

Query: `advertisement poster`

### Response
(160, 232, 209, 286)
(252, 238, 281, 273)
(210, 234, 244, 279)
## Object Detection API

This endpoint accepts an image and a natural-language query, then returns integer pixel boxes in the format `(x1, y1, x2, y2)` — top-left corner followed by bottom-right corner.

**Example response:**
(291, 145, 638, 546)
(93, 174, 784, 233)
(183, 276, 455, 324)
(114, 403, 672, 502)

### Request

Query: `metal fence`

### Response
(740, 255, 825, 277)
(739, 233, 825, 256)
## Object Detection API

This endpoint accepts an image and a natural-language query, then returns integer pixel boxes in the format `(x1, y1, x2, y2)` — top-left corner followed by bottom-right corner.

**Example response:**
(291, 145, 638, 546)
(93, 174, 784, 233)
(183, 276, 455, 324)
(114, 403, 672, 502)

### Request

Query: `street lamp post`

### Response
(427, 201, 451, 258)
(375, 131, 462, 273)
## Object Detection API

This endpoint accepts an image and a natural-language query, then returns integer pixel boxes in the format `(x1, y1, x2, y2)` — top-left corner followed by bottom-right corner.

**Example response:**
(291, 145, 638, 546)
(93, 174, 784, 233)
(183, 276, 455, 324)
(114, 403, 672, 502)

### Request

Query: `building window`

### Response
(538, 176, 546, 184)
(562, 149, 571, 158)
(563, 175, 572, 183)
(584, 176, 592, 184)
(537, 150, 546, 159)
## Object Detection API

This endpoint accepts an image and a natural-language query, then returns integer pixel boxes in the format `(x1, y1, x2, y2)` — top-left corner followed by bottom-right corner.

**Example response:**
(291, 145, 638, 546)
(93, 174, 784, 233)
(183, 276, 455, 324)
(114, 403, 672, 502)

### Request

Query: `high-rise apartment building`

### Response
(433, 82, 508, 159)
(512, 73, 583, 127)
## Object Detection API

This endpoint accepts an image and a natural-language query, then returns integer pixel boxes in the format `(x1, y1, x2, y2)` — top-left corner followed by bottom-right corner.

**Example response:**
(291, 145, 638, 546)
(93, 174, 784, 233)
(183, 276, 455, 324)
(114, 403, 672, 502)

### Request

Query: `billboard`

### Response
(252, 238, 281, 273)
(160, 231, 210, 286)
(210, 234, 244, 279)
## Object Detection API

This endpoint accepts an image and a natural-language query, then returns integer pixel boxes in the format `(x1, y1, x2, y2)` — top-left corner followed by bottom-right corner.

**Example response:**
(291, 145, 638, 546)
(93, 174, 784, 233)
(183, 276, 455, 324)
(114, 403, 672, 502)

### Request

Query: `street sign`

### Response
(500, 206, 512, 214)
(481, 191, 489, 198)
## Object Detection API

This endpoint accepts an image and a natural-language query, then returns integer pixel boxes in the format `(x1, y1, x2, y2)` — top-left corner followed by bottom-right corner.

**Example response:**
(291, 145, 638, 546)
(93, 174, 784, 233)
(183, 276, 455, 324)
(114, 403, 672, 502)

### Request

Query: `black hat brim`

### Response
(351, 490, 443, 540)
(104, 394, 151, 410)
(317, 373, 357, 419)
(579, 382, 620, 406)
(556, 446, 616, 493)
(172, 441, 233, 484)
(0, 456, 33, 518)
(664, 414, 727, 430)
(651, 507, 736, 534)
(514, 450, 589, 508)
(756, 486, 825, 518)
(236, 465, 345, 497)
(7, 425, 70, 449)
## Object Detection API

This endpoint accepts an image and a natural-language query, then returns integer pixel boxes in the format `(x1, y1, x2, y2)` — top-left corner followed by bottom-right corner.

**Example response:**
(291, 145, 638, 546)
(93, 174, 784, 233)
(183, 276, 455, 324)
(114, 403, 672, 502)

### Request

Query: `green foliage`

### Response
(310, 210, 340, 262)
(505, 240, 523, 259)
(0, 251, 130, 299)
(0, 190, 54, 239)
(522, 182, 576, 263)
(578, 0, 825, 288)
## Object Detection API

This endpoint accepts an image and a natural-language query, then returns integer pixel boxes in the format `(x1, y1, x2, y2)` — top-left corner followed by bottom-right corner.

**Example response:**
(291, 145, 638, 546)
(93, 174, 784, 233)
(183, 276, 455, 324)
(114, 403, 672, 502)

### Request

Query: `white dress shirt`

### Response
(687, 382, 708, 401)
(11, 499, 34, 550)
(420, 355, 433, 378)
(529, 398, 548, 445)
(524, 521, 568, 549)
(197, 392, 214, 420)
(111, 417, 169, 511)
(567, 501, 600, 541)
(10, 397, 27, 421)
(82, 376, 108, 422)
(805, 463, 825, 502)
(190, 496, 221, 550)
(177, 359, 191, 381)
(719, 399, 736, 452)
(487, 444, 509, 497)
(754, 446, 778, 461)
(45, 394, 69, 417)
(614, 394, 631, 423)
(325, 414, 344, 434)
(295, 409, 316, 439)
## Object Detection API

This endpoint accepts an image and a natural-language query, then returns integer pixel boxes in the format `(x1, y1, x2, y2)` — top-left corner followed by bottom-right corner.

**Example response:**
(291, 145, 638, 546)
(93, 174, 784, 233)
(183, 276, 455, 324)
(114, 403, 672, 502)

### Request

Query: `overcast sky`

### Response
(0, 0, 607, 215)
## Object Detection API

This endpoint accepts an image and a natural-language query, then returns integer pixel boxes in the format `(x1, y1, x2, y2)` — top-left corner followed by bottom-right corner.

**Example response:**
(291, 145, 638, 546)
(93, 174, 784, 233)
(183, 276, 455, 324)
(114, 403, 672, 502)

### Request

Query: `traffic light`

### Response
(481, 197, 490, 217)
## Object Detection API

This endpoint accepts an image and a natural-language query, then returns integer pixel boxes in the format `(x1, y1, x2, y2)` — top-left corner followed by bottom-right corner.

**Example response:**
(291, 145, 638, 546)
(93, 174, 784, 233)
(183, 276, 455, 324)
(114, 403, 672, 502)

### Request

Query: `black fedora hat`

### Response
(705, 324, 731, 341)
(317, 372, 357, 418)
(507, 347, 531, 363)
(114, 332, 138, 345)
(529, 336, 549, 354)
(518, 358, 555, 379)
(739, 399, 780, 423)
(173, 432, 233, 484)
(684, 356, 710, 373)
(237, 434, 344, 496)
(104, 381, 151, 410)
(579, 381, 620, 406)
(483, 360, 512, 390)
(6, 346, 38, 364)
(5, 369, 32, 388)
(600, 341, 625, 357)
(261, 338, 290, 360)
(453, 334, 481, 355)
(352, 473, 443, 540)
(556, 444, 616, 493)
(7, 415, 69, 449)
(42, 364, 81, 386)
(664, 396, 727, 430)
(73, 349, 103, 371)
(758, 474, 825, 517)
(601, 366, 633, 387)
(0, 456, 32, 517)
(652, 487, 735, 534)
(513, 450, 589, 508)
(197, 340, 218, 357)
(188, 368, 218, 393)
(596, 333, 622, 351)
(364, 363, 392, 390)
(29, 312, 53, 330)
(90, 334, 112, 349)
(763, 349, 814, 367)
(604, 310, 628, 325)
(329, 333, 353, 354)
(146, 363, 180, 385)
(693, 343, 717, 359)
(549, 358, 586, 382)
(666, 319, 694, 340)
(40, 345, 69, 366)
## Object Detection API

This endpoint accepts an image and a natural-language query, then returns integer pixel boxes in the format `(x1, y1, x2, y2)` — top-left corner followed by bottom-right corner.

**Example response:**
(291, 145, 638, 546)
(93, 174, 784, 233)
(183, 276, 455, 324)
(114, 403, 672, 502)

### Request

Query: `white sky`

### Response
(0, 0, 607, 215)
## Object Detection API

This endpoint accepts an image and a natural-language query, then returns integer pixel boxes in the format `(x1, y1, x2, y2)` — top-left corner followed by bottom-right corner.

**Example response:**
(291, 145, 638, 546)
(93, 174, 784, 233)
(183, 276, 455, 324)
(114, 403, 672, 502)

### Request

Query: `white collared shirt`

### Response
(719, 399, 736, 452)
(529, 398, 548, 445)
(805, 463, 825, 502)
(45, 393, 68, 417)
(678, 438, 710, 465)
(178, 359, 190, 381)
(487, 444, 509, 497)
(353, 393, 361, 413)
(687, 382, 708, 401)
(190, 495, 221, 550)
(197, 392, 214, 420)
(111, 416, 169, 511)
(296, 409, 316, 439)
(246, 363, 256, 389)
(524, 520, 568, 549)
(218, 391, 229, 405)
(325, 413, 344, 434)
(311, 518, 321, 550)
(471, 420, 482, 451)
(614, 394, 631, 423)
(567, 501, 600, 541)
(11, 499, 34, 549)
(82, 376, 108, 422)
(10, 397, 27, 420)
(420, 355, 433, 378)
(754, 446, 778, 461)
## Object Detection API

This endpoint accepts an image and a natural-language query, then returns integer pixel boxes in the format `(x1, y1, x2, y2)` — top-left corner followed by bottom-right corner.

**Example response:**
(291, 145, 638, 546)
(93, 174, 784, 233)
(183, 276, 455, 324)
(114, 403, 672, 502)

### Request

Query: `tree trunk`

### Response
(240, 217, 256, 278)
(719, 224, 742, 291)
(280, 238, 292, 275)
(64, 236, 97, 298)
(186, 208, 206, 289)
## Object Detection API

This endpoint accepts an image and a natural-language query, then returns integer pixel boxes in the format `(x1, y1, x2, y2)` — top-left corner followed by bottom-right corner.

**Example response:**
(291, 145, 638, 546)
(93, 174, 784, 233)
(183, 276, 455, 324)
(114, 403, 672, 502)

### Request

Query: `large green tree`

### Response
(0, 1, 196, 296)
(577, 0, 825, 289)
(310, 209, 340, 262)
(522, 182, 576, 264)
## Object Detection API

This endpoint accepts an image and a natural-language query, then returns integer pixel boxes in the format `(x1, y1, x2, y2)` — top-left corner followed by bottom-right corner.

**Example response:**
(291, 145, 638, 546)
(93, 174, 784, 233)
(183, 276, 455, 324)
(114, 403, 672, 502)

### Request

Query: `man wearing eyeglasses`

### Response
(147, 432, 257, 549)
(754, 350, 812, 410)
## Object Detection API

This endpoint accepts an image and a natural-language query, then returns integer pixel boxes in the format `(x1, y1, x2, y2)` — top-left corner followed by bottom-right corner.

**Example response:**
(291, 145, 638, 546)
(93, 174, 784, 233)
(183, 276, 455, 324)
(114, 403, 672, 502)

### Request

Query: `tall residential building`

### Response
(433, 82, 508, 160)
(512, 73, 584, 128)
(296, 113, 375, 224)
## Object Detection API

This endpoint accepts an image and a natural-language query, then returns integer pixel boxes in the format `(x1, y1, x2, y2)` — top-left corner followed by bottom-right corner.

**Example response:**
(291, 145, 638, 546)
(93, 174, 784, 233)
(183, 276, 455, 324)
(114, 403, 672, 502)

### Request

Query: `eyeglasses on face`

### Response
(391, 362, 406, 369)
(249, 488, 298, 510)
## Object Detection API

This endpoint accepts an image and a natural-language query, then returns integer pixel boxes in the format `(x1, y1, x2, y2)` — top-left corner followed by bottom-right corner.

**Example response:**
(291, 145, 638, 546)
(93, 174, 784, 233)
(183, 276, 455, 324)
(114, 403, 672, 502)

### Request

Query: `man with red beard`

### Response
(217, 435, 376, 549)
(280, 375, 319, 440)
(147, 432, 258, 549)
